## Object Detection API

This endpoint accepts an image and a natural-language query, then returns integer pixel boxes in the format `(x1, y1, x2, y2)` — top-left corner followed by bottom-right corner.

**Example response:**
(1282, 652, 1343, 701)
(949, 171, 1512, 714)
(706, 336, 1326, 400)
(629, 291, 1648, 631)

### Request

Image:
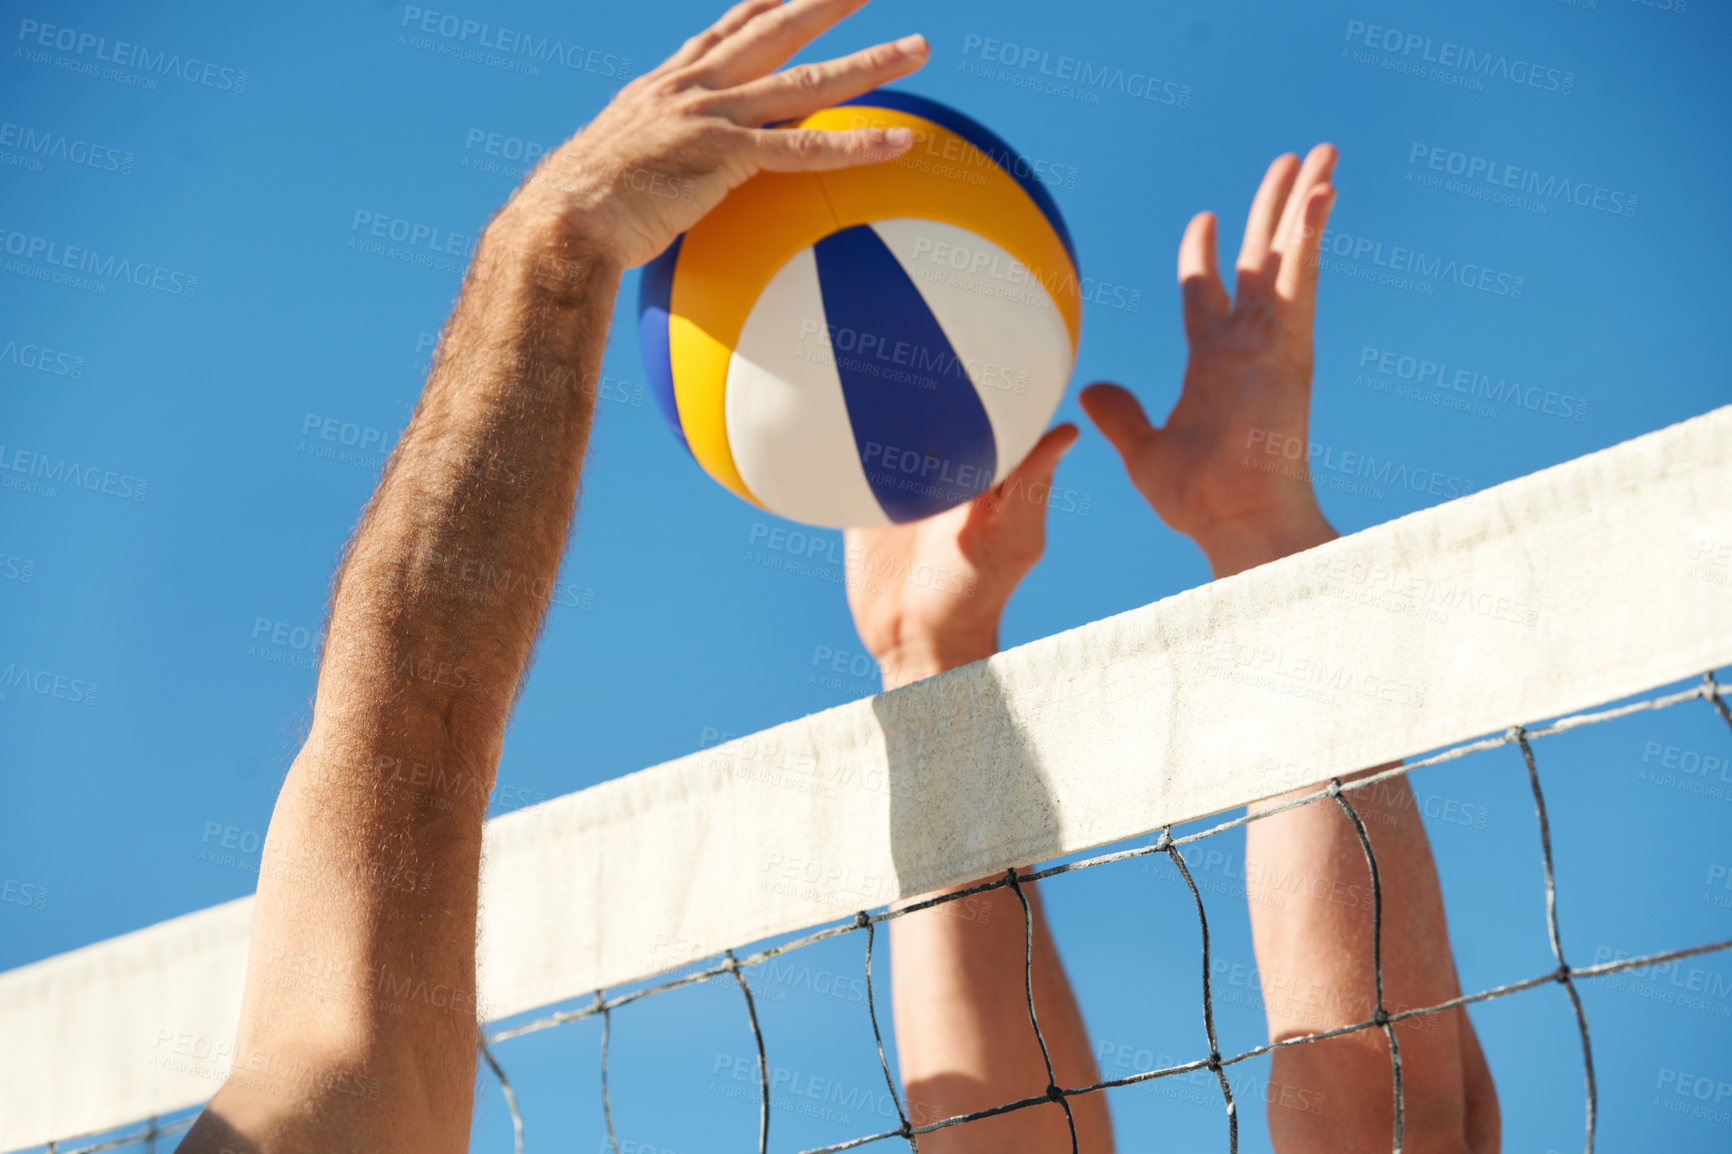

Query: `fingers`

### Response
(1010, 423, 1080, 486)
(1274, 183, 1338, 309)
(718, 34, 928, 126)
(656, 0, 783, 75)
(1079, 383, 1158, 464)
(693, 0, 873, 88)
(1270, 143, 1337, 259)
(751, 123, 913, 171)
(980, 423, 1078, 527)
(1178, 211, 1229, 337)
(1233, 153, 1301, 297)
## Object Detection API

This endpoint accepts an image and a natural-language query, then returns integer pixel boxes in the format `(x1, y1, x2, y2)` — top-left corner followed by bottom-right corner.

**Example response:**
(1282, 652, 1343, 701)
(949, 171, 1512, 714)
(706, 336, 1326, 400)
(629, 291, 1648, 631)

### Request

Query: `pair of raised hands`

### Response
(524, 0, 1340, 683)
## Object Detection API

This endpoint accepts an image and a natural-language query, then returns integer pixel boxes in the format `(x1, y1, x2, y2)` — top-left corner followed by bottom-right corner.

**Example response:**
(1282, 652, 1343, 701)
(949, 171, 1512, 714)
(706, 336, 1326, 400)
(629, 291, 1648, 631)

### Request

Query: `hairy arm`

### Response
(1082, 148, 1498, 1153)
(179, 2, 929, 1149)
(180, 207, 616, 1153)
(844, 429, 1114, 1153)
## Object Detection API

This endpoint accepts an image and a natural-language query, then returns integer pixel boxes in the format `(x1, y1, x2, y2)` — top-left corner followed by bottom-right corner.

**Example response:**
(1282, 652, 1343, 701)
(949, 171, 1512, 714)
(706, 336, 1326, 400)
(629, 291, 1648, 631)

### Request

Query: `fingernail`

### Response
(885, 126, 913, 148)
(896, 33, 928, 54)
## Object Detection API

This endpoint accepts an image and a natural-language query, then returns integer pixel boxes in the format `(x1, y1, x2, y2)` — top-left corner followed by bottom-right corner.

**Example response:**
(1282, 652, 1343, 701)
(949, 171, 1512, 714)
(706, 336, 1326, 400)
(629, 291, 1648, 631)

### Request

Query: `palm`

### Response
(843, 425, 1077, 683)
(1084, 146, 1338, 547)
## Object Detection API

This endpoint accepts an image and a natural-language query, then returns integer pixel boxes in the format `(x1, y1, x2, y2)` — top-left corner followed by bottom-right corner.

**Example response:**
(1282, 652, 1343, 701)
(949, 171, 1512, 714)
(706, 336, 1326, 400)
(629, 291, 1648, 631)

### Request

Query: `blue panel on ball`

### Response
(839, 88, 1078, 272)
(637, 234, 691, 455)
(813, 225, 996, 523)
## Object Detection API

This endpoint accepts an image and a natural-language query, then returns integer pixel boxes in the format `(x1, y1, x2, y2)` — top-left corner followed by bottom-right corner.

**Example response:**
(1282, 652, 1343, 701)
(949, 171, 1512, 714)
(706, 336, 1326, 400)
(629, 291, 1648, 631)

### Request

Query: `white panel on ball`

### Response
(871, 218, 1074, 486)
(725, 247, 892, 530)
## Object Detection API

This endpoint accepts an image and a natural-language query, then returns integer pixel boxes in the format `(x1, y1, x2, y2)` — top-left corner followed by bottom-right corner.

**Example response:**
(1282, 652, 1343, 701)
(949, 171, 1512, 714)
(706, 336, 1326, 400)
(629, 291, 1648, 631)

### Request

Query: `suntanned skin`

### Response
(846, 149, 1499, 1152)
(179, 2, 1500, 1150)
(179, 2, 931, 1149)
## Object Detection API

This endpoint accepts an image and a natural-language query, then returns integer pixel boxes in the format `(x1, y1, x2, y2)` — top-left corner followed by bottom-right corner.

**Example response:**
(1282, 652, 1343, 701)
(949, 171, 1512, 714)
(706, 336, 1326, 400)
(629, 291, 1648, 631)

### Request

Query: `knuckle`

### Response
(865, 42, 902, 70)
(783, 63, 828, 94)
(682, 30, 721, 56)
(675, 87, 720, 116)
(786, 131, 826, 159)
(695, 120, 739, 149)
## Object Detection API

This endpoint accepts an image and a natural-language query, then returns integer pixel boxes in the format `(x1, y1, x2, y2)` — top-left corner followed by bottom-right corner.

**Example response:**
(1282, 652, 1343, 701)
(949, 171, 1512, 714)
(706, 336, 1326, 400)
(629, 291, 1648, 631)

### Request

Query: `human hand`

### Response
(1081, 146, 1341, 578)
(843, 425, 1079, 689)
(504, 0, 928, 270)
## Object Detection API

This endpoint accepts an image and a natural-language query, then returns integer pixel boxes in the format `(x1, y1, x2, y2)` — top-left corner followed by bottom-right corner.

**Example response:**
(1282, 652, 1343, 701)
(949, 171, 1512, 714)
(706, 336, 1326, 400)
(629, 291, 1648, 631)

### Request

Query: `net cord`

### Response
(1514, 728, 1597, 1153)
(1162, 834, 1239, 1153)
(1007, 868, 1082, 1154)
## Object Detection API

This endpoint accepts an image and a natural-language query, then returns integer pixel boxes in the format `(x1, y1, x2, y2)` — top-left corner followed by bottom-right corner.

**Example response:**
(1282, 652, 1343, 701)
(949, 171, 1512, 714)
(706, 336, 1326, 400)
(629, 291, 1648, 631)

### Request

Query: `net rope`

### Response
(33, 674, 1730, 1154)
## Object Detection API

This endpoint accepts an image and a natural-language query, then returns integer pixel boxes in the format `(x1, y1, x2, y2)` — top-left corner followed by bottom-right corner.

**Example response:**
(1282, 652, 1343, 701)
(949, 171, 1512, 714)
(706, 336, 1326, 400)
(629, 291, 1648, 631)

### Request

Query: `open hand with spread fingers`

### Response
(512, 0, 930, 270)
(1081, 146, 1342, 578)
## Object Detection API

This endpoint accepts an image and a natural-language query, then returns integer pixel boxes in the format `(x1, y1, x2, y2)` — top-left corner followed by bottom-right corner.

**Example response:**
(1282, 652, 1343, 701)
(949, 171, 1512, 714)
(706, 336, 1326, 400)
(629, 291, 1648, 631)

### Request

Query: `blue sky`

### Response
(3, 0, 1730, 1150)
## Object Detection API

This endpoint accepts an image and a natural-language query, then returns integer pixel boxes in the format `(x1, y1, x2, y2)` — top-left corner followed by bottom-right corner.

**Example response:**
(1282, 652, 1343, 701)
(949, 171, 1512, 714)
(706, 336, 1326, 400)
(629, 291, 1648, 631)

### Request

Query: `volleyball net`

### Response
(4, 405, 1731, 1153)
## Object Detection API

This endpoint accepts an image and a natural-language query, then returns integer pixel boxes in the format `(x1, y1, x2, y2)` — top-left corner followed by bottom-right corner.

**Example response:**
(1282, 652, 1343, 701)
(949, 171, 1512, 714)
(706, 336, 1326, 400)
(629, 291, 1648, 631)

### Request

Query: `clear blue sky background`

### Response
(4, 0, 1731, 1150)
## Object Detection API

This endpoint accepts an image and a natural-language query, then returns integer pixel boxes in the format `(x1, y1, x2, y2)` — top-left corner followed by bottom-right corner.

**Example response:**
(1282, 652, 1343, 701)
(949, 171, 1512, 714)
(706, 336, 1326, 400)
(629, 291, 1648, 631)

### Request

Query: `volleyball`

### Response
(638, 90, 1081, 528)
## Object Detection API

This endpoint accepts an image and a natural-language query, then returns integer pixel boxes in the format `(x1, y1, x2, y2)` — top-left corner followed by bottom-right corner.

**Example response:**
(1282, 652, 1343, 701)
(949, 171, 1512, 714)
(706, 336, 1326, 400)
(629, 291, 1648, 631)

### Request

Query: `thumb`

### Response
(1010, 422, 1081, 486)
(972, 423, 1078, 523)
(1079, 383, 1159, 463)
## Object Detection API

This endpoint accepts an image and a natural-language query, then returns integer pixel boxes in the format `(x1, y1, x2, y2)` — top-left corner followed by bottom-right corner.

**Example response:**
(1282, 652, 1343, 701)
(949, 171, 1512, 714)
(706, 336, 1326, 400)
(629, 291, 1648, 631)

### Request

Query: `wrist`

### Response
(483, 197, 626, 303)
(1195, 512, 1338, 579)
(873, 630, 998, 691)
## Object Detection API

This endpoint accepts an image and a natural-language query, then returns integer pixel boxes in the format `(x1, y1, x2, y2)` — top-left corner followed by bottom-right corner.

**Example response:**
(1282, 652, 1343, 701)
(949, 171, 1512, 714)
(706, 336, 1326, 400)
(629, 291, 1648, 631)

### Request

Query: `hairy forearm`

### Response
(321, 205, 618, 741)
(188, 205, 619, 1152)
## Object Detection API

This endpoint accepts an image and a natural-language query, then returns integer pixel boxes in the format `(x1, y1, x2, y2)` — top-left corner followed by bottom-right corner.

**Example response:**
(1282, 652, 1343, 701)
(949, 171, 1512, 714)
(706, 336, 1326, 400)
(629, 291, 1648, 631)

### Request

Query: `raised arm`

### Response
(179, 4, 929, 1149)
(1081, 148, 1499, 1153)
(842, 427, 1114, 1154)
